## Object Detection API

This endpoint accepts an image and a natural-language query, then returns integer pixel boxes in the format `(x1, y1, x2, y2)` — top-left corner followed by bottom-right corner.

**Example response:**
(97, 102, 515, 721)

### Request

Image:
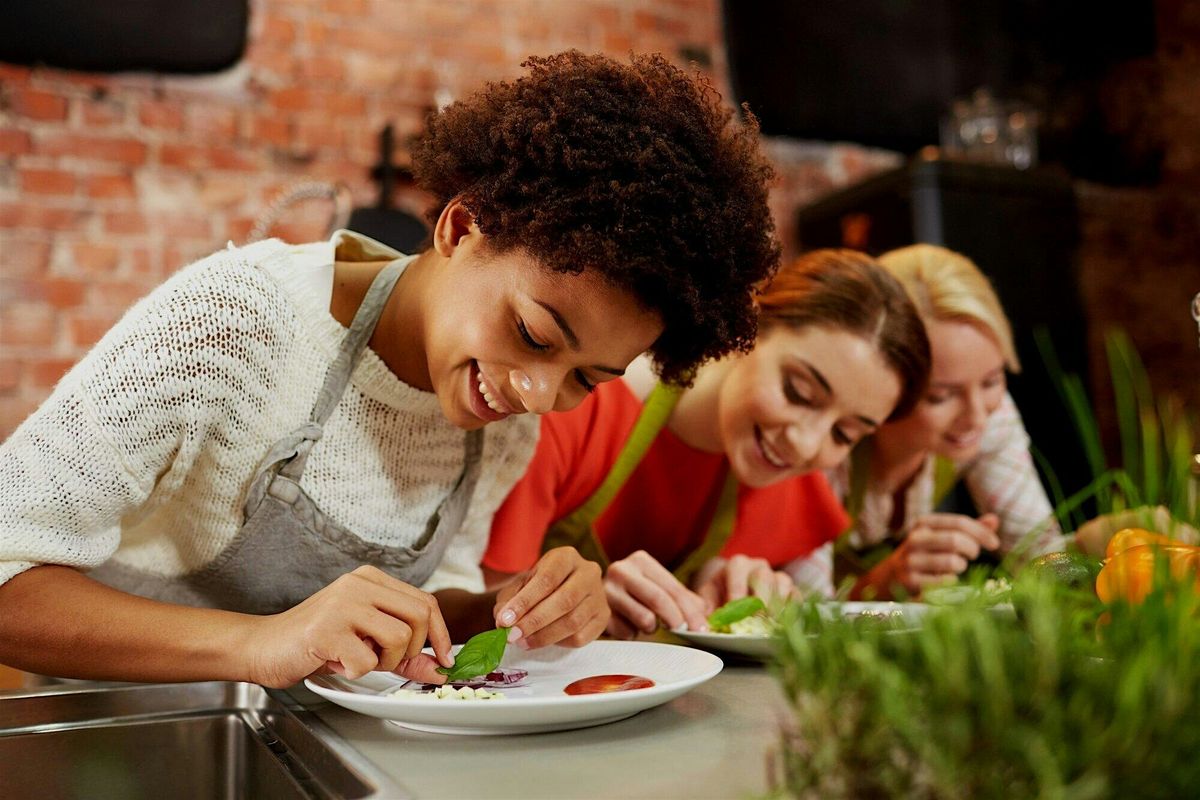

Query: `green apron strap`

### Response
(931, 455, 959, 508)
(833, 444, 874, 575)
(672, 470, 739, 585)
(539, 383, 683, 568)
(570, 382, 683, 522)
(844, 443, 871, 523)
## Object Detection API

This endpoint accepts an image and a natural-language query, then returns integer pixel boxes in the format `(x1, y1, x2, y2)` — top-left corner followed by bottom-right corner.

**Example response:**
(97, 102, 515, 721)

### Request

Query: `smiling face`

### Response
(420, 208, 663, 431)
(879, 318, 1007, 461)
(715, 325, 903, 489)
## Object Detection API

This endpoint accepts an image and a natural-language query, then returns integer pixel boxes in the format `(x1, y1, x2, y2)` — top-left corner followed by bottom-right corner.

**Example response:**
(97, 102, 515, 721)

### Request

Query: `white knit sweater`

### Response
(0, 235, 539, 595)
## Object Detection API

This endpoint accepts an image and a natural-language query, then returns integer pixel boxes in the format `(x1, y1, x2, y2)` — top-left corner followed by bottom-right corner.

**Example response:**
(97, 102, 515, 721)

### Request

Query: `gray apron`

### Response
(92, 256, 483, 614)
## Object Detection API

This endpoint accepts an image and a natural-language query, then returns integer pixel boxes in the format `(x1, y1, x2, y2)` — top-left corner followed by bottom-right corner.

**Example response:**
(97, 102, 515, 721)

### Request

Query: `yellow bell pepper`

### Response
(1105, 527, 1178, 561)
(1095, 542, 1200, 604)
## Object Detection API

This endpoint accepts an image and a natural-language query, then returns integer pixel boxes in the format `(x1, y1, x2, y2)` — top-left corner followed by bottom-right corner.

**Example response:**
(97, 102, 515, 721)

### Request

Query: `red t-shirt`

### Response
(484, 379, 849, 574)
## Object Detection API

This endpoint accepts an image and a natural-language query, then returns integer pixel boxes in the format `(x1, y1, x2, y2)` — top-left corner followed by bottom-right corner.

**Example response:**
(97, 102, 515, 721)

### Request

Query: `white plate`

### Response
(822, 601, 931, 625)
(673, 601, 931, 659)
(671, 628, 776, 659)
(305, 640, 723, 736)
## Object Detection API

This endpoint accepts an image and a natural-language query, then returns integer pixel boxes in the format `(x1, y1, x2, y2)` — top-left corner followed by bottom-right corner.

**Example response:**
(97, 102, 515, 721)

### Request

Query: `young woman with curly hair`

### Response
(483, 250, 930, 638)
(0, 51, 778, 686)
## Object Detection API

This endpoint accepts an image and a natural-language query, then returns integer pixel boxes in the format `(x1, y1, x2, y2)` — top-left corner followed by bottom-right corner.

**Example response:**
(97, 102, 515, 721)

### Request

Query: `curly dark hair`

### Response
(411, 50, 780, 385)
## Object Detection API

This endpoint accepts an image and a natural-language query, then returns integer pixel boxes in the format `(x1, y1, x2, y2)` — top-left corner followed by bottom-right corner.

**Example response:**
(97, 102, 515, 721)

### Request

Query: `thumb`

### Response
(394, 653, 448, 685)
(979, 513, 1000, 530)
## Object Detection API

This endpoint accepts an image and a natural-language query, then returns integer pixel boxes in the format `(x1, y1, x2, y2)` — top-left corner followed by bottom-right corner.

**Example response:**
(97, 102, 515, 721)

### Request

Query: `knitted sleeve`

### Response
(0, 243, 295, 585)
(964, 392, 1065, 558)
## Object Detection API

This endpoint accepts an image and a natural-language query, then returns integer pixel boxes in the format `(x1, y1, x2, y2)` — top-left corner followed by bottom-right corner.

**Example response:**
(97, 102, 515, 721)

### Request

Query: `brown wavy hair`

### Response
(412, 51, 780, 385)
(756, 249, 931, 419)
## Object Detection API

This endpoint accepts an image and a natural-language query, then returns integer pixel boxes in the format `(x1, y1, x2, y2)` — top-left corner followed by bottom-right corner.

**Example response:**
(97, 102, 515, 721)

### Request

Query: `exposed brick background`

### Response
(1, 0, 1197, 452)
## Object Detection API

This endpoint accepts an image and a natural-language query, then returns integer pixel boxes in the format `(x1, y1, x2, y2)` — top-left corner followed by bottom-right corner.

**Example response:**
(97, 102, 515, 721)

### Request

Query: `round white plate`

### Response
(305, 640, 723, 736)
(670, 628, 776, 659)
(672, 601, 932, 659)
(822, 601, 931, 625)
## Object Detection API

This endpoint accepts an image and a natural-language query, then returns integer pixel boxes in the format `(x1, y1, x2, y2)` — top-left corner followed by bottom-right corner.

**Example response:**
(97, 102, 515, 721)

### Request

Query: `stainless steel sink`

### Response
(0, 681, 409, 799)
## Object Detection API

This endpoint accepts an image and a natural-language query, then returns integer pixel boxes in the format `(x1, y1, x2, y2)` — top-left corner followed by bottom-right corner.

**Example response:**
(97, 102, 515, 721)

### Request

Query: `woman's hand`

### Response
(246, 565, 453, 688)
(692, 554, 795, 610)
(492, 546, 609, 650)
(858, 513, 1000, 599)
(604, 550, 710, 639)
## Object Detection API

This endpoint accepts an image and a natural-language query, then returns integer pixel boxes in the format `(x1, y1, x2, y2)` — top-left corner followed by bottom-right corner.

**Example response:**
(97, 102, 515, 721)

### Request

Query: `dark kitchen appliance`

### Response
(0, 0, 248, 73)
(345, 124, 429, 255)
(796, 156, 1093, 504)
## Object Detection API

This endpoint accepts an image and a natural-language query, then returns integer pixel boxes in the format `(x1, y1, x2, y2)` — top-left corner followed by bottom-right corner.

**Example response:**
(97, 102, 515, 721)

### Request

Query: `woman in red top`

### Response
(484, 250, 932, 640)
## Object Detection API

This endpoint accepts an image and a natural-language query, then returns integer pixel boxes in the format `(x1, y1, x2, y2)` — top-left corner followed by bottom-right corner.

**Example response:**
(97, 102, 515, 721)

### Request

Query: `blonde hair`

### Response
(877, 244, 1021, 373)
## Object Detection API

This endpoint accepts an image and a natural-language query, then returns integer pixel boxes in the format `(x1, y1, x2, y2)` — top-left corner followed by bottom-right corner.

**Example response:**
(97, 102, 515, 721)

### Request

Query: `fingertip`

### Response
(498, 608, 517, 627)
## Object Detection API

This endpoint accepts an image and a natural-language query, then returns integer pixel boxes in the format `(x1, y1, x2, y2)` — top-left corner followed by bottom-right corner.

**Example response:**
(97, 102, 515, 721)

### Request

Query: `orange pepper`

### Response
(1105, 527, 1179, 561)
(1095, 543, 1200, 604)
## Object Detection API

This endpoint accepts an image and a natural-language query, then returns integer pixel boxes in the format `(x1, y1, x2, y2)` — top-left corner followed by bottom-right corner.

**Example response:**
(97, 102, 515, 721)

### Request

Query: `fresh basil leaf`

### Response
(436, 627, 509, 682)
(707, 596, 766, 629)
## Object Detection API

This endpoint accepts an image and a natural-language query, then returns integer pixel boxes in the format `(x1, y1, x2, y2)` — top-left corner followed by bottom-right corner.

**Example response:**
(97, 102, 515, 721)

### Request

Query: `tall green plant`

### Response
(1035, 328, 1198, 534)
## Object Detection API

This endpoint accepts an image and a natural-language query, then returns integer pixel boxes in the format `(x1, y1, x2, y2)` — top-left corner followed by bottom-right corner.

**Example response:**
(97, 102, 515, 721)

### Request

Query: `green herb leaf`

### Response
(436, 627, 509, 682)
(707, 596, 765, 630)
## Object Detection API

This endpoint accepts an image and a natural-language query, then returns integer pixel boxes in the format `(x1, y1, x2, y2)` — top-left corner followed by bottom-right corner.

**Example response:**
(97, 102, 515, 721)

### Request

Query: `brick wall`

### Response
(3, 0, 1197, 447)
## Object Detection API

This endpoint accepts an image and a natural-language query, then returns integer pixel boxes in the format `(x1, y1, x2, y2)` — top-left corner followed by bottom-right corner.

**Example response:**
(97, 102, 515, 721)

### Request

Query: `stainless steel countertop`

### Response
(290, 664, 786, 800)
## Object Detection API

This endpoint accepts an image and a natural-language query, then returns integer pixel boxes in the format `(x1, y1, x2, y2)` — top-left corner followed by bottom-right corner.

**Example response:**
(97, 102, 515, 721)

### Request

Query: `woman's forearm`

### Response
(0, 565, 256, 683)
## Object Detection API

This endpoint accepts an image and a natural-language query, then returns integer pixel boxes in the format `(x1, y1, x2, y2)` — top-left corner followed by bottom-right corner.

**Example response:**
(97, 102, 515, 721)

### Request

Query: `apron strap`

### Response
(278, 255, 414, 481)
(671, 470, 739, 584)
(540, 382, 683, 570)
(569, 382, 683, 523)
(931, 455, 959, 508)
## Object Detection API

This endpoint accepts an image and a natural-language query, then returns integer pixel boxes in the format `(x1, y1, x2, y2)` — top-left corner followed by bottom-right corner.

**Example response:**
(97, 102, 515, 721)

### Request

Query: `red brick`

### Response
(0, 236, 51, 276)
(84, 173, 137, 199)
(70, 242, 122, 274)
(0, 396, 42, 439)
(321, 0, 369, 16)
(29, 358, 76, 388)
(0, 304, 58, 348)
(152, 213, 212, 239)
(138, 101, 186, 131)
(82, 99, 126, 127)
(38, 133, 148, 165)
(0, 203, 85, 231)
(129, 248, 157, 277)
(0, 129, 33, 156)
(160, 143, 259, 171)
(19, 168, 76, 196)
(248, 46, 297, 80)
(250, 115, 291, 147)
(299, 56, 345, 83)
(301, 20, 332, 46)
(294, 120, 344, 150)
(259, 15, 298, 44)
(11, 88, 69, 121)
(0, 358, 20, 394)
(0, 277, 87, 308)
(67, 311, 120, 348)
(188, 106, 238, 139)
(0, 64, 33, 83)
(90, 280, 153, 309)
(103, 211, 149, 235)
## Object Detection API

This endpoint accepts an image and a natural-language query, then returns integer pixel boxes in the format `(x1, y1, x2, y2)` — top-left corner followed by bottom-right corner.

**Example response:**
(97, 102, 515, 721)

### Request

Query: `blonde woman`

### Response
(789, 244, 1063, 600)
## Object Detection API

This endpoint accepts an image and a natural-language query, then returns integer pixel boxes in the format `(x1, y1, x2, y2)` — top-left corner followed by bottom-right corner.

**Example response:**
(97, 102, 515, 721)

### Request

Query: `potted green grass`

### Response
(767, 331, 1199, 799)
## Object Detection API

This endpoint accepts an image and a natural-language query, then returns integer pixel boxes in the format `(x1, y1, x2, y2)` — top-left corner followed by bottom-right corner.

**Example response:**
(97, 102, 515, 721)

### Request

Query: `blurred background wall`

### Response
(1, 0, 1197, 449)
